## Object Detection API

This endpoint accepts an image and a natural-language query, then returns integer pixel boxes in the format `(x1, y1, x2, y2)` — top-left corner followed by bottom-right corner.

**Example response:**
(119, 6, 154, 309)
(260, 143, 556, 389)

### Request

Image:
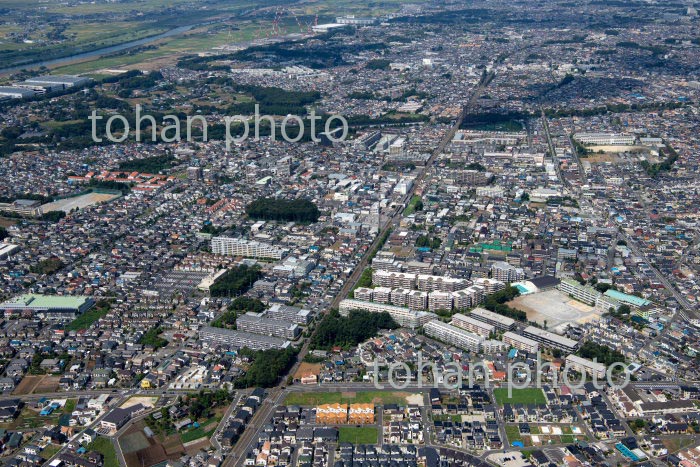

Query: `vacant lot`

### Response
(41, 192, 120, 213)
(510, 289, 601, 332)
(120, 431, 150, 454)
(34, 376, 61, 393)
(120, 421, 184, 467)
(493, 388, 546, 406)
(13, 375, 43, 395)
(338, 426, 379, 444)
(505, 423, 586, 447)
(293, 362, 321, 380)
(284, 391, 413, 407)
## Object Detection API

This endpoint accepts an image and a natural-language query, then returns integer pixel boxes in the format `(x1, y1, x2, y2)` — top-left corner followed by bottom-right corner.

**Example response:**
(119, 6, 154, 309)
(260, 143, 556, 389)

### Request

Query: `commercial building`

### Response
(0, 294, 95, 321)
(503, 332, 539, 353)
(236, 312, 300, 340)
(199, 326, 290, 350)
(211, 236, 286, 259)
(452, 313, 494, 337)
(470, 307, 516, 331)
(423, 320, 484, 352)
(565, 354, 606, 379)
(522, 326, 579, 352)
(338, 299, 436, 329)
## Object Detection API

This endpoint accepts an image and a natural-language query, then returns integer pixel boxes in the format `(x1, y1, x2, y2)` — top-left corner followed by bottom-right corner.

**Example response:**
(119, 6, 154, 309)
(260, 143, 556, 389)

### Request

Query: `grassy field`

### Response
(505, 425, 522, 444)
(65, 306, 110, 331)
(493, 388, 546, 406)
(179, 417, 220, 444)
(87, 437, 119, 467)
(40, 444, 62, 459)
(2, 0, 413, 75)
(338, 426, 379, 444)
(404, 195, 423, 216)
(284, 391, 412, 407)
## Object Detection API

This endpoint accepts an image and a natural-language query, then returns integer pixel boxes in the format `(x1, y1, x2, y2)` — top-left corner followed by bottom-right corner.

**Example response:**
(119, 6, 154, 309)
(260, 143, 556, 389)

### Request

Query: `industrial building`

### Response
(0, 86, 37, 99)
(0, 294, 95, 321)
(21, 75, 91, 91)
(336, 15, 376, 25)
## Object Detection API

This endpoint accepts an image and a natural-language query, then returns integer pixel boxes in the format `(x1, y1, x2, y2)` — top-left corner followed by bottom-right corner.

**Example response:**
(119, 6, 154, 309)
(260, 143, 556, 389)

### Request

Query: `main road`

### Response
(222, 74, 495, 467)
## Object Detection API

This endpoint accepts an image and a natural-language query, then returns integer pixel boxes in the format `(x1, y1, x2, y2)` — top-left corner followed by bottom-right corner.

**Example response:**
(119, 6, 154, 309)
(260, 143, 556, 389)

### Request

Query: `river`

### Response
(0, 23, 201, 74)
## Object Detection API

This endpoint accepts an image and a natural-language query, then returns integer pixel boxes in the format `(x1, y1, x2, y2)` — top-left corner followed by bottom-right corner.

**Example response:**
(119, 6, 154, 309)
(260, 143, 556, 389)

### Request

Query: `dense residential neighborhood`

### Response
(1, 0, 700, 466)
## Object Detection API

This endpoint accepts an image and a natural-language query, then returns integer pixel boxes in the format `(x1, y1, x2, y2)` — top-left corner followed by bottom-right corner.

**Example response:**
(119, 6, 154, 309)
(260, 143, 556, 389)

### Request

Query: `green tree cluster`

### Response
(139, 327, 168, 349)
(483, 286, 526, 321)
(577, 341, 625, 366)
(235, 347, 298, 388)
(209, 265, 262, 298)
(246, 198, 320, 223)
(310, 309, 398, 350)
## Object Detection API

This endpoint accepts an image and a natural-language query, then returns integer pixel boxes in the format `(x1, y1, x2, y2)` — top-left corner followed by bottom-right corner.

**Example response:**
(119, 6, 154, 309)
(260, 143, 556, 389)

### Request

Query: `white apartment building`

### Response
(565, 354, 606, 378)
(211, 236, 286, 259)
(452, 313, 494, 337)
(503, 331, 539, 353)
(338, 299, 436, 329)
(423, 320, 484, 352)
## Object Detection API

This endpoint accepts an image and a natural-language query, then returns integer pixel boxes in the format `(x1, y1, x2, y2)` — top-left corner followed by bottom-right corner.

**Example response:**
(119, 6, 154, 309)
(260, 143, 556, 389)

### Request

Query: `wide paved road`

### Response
(222, 74, 495, 466)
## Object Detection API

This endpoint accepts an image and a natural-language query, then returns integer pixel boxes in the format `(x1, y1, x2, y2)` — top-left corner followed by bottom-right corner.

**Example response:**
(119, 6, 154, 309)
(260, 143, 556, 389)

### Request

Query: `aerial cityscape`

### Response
(1, 1, 700, 466)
